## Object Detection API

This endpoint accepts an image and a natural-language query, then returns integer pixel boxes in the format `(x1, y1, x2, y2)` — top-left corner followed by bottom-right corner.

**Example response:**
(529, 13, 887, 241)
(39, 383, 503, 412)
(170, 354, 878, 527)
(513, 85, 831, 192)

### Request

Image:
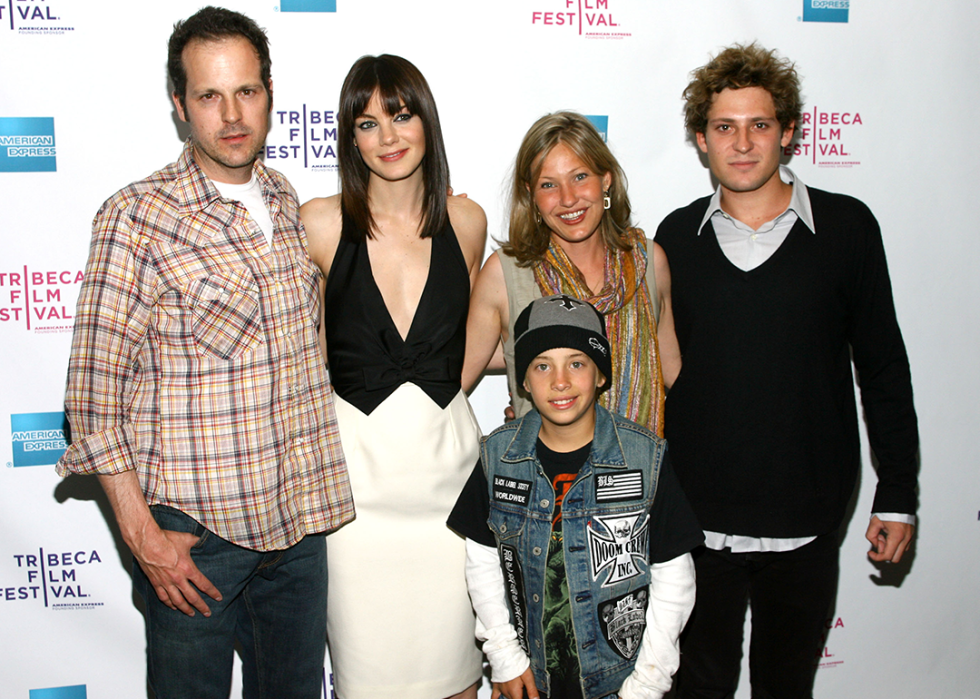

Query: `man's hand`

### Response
(98, 471, 221, 617)
(865, 516, 915, 563)
(133, 525, 222, 617)
(492, 667, 540, 699)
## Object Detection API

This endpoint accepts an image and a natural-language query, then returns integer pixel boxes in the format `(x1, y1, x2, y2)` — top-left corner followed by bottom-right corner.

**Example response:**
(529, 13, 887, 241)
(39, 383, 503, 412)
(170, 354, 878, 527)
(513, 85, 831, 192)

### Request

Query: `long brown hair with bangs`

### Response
(338, 54, 450, 241)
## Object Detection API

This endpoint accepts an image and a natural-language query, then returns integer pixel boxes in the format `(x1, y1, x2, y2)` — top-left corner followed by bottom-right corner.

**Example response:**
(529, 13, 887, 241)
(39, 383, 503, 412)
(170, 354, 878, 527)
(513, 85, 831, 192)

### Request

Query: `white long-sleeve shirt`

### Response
(465, 539, 696, 699)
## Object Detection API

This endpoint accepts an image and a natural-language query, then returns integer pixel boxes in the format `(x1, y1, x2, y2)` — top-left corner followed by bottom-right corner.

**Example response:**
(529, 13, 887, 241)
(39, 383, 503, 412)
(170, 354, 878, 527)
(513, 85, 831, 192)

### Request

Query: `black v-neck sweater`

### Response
(655, 187, 918, 538)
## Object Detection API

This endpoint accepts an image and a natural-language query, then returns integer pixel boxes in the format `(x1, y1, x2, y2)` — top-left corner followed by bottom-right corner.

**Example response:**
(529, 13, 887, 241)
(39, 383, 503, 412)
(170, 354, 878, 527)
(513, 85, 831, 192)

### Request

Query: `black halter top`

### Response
(323, 213, 469, 415)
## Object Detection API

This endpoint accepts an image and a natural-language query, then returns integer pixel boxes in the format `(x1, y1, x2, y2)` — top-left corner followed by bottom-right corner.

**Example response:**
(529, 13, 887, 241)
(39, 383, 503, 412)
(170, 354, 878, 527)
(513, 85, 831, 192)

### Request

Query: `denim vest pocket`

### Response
(488, 505, 526, 541)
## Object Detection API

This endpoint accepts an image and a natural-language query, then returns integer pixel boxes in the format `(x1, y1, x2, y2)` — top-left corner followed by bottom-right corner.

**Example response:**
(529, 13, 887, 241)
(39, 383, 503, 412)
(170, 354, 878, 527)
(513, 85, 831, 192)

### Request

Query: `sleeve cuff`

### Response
(465, 538, 531, 683)
(56, 423, 138, 477)
(871, 512, 916, 526)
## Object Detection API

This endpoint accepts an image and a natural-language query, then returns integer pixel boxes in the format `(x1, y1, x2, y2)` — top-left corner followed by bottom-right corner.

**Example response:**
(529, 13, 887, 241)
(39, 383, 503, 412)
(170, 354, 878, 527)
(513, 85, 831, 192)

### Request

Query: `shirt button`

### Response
(499, 524, 507, 533)
(532, 594, 540, 602)
(532, 546, 542, 556)
(540, 499, 550, 508)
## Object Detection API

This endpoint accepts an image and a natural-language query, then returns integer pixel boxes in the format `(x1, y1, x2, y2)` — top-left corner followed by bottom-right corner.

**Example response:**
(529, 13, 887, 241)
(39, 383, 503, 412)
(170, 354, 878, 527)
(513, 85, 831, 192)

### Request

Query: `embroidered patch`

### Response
(595, 470, 643, 502)
(588, 511, 650, 587)
(493, 476, 532, 506)
(598, 587, 649, 660)
(499, 544, 529, 654)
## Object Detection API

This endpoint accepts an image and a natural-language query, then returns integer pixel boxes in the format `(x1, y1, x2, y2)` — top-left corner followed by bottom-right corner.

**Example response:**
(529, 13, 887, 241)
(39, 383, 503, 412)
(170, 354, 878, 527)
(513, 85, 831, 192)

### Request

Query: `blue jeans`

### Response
(133, 506, 327, 699)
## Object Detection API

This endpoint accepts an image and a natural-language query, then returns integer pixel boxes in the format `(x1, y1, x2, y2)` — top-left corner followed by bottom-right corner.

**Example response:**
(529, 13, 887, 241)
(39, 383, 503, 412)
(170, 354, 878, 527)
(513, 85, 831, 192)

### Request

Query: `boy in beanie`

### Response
(448, 294, 703, 699)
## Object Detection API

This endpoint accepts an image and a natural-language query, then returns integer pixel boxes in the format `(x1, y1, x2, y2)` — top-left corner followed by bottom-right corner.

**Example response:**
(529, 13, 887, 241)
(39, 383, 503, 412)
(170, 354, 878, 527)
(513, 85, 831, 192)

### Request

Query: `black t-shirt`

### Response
(448, 440, 703, 563)
(538, 440, 588, 699)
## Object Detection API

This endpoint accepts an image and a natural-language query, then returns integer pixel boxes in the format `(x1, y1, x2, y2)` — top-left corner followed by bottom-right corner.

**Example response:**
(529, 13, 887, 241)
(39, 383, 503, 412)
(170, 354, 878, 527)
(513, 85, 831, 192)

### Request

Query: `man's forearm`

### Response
(98, 469, 158, 553)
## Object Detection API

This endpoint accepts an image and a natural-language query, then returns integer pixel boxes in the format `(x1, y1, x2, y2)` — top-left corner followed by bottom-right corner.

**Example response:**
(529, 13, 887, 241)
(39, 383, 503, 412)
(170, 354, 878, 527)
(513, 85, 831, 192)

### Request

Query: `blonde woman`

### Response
(463, 111, 679, 434)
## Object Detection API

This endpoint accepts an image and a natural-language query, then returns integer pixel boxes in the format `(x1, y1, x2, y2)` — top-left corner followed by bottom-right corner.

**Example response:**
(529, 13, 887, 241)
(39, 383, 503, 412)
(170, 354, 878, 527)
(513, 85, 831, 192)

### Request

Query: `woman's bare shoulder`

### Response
(300, 194, 343, 273)
(447, 195, 488, 273)
(447, 195, 487, 236)
(300, 193, 342, 229)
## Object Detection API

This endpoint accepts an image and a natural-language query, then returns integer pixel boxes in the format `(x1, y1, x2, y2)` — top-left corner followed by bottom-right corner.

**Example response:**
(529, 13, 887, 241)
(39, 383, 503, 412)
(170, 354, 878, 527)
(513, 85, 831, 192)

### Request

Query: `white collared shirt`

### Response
(699, 165, 816, 271)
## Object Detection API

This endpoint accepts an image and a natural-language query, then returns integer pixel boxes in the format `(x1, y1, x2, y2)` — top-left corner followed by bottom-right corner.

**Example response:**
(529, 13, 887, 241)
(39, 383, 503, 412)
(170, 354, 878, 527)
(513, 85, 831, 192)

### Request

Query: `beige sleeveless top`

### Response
(498, 236, 659, 419)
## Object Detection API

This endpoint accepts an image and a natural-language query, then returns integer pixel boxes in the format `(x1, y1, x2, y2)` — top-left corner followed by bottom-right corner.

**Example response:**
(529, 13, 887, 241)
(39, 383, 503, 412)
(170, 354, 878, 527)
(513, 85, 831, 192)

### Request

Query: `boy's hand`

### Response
(492, 667, 540, 699)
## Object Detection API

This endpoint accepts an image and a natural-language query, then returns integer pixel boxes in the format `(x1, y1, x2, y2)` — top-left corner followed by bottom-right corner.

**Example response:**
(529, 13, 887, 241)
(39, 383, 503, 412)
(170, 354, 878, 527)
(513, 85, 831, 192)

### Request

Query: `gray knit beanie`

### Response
(513, 294, 612, 387)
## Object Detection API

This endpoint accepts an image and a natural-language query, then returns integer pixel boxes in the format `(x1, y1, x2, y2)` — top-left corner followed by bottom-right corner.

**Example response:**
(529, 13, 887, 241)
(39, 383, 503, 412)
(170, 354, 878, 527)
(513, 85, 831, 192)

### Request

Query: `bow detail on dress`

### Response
(362, 337, 451, 394)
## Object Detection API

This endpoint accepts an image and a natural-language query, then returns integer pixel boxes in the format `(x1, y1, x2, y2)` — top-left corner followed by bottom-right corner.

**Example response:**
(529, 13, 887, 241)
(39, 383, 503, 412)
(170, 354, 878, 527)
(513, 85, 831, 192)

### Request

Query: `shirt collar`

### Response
(698, 165, 816, 235)
(502, 403, 628, 470)
(173, 139, 286, 218)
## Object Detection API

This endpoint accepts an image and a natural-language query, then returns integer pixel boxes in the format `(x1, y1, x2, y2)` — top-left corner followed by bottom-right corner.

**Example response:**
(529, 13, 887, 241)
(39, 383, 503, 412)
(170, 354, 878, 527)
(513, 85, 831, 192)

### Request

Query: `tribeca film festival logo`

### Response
(265, 106, 339, 172)
(10, 412, 68, 468)
(0, 0, 76, 34)
(0, 266, 83, 333)
(29, 685, 87, 699)
(784, 106, 864, 168)
(0, 117, 56, 173)
(3, 547, 104, 610)
(802, 0, 849, 23)
(531, 0, 631, 40)
(817, 616, 845, 669)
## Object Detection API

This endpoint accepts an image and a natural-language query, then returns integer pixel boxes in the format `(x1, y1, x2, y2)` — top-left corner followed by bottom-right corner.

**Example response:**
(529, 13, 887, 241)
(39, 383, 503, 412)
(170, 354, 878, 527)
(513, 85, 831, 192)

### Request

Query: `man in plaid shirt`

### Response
(56, 7, 352, 698)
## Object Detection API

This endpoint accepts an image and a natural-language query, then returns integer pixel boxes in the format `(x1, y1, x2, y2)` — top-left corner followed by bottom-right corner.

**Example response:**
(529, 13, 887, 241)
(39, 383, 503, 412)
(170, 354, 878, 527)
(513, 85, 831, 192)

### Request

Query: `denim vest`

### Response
(481, 405, 664, 699)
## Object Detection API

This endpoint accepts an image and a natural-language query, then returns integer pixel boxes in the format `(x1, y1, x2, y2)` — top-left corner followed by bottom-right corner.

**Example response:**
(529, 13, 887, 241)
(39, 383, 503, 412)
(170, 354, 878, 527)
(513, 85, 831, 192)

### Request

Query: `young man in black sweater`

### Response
(655, 43, 919, 699)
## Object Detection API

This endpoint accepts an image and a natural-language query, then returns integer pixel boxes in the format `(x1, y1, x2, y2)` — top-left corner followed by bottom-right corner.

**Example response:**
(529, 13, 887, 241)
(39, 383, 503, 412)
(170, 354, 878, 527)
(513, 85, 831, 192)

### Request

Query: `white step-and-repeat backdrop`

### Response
(2, 1, 978, 697)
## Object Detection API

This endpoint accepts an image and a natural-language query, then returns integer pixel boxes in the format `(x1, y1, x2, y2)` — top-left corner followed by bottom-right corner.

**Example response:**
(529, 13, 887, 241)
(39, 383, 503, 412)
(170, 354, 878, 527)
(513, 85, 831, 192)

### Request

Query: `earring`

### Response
(603, 191, 611, 210)
(535, 210, 542, 224)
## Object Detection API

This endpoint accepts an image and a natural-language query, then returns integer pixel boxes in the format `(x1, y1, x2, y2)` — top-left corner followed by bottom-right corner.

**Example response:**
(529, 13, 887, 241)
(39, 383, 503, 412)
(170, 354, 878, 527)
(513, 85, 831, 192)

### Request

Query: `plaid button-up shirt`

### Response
(57, 142, 353, 551)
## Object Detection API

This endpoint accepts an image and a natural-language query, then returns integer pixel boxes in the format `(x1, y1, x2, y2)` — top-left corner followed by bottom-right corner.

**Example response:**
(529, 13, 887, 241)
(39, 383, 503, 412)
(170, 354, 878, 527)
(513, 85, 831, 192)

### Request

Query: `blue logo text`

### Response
(11, 412, 68, 467)
(0, 117, 56, 172)
(803, 0, 850, 23)
(281, 0, 337, 12)
(585, 115, 608, 142)
(30, 686, 87, 699)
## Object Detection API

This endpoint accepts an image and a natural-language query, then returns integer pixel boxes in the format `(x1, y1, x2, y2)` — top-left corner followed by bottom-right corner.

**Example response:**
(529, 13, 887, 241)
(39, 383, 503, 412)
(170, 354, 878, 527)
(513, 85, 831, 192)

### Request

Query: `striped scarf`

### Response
(532, 228, 664, 437)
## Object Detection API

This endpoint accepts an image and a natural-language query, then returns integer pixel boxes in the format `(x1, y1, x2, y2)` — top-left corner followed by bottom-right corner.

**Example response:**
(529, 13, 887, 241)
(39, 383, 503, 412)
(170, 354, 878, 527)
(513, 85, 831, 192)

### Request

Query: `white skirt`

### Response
(327, 384, 483, 699)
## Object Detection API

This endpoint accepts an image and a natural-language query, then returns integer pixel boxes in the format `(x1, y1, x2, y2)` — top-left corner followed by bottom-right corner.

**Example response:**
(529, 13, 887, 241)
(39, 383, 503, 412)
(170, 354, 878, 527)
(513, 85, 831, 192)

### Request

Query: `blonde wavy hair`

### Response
(502, 111, 632, 266)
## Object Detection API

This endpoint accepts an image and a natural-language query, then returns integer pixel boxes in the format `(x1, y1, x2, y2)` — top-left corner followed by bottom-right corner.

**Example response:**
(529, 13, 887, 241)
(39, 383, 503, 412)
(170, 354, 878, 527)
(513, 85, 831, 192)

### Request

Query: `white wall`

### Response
(1, 1, 977, 697)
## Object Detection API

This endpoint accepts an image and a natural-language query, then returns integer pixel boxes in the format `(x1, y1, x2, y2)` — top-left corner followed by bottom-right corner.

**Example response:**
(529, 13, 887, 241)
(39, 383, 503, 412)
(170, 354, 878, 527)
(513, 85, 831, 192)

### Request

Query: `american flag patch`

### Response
(595, 471, 644, 502)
